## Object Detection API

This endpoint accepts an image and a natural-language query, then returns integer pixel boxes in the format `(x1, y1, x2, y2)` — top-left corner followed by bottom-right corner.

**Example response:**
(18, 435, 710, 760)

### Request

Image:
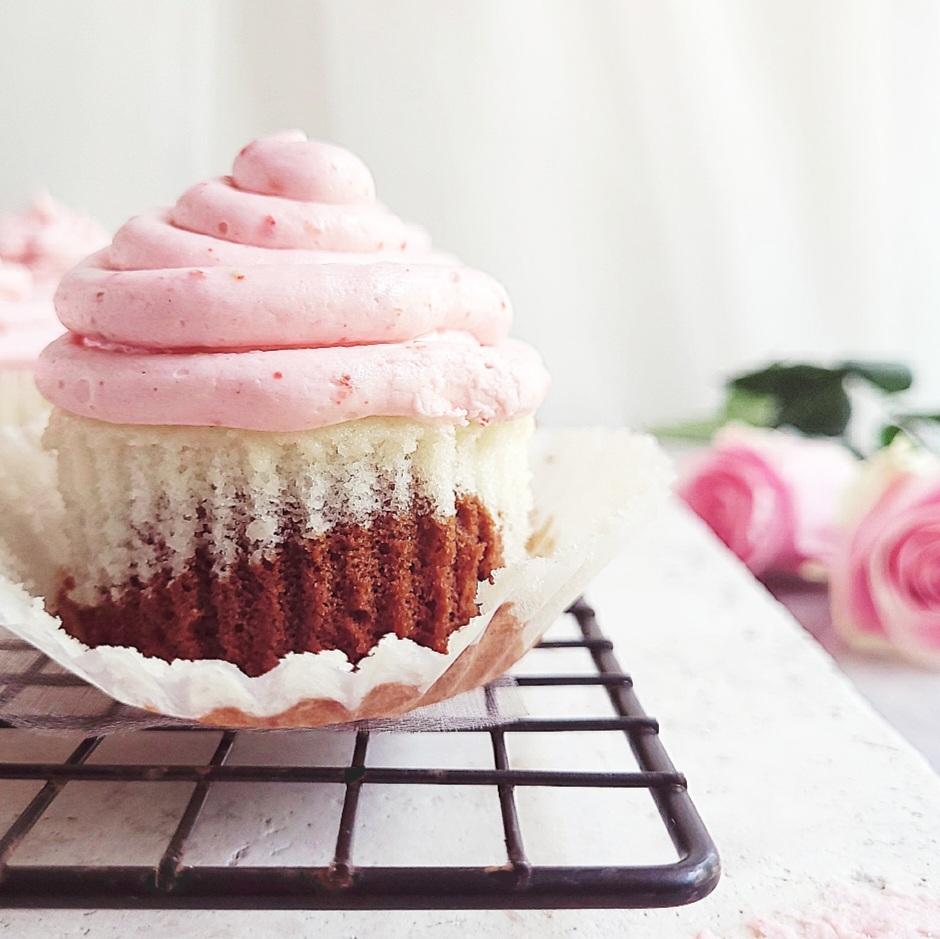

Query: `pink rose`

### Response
(830, 442, 940, 667)
(678, 425, 858, 577)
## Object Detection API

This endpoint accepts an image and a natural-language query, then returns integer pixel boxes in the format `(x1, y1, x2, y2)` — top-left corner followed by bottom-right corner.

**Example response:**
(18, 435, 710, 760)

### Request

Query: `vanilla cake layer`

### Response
(45, 411, 534, 674)
(47, 412, 534, 597)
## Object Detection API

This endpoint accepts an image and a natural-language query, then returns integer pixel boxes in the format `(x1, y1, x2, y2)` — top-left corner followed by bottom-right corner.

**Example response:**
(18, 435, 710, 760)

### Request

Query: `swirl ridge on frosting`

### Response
(38, 131, 549, 430)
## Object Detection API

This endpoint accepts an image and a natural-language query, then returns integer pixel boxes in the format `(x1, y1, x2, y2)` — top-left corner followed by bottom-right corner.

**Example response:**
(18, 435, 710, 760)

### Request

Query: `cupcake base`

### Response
(55, 495, 502, 676)
(45, 411, 533, 675)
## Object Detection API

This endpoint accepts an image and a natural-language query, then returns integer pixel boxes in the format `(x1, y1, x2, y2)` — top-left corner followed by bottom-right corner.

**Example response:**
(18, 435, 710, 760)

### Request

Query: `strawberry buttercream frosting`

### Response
(38, 131, 549, 431)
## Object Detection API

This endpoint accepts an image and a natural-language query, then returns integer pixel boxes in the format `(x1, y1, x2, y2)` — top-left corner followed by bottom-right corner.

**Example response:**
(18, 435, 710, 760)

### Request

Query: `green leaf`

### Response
(723, 388, 778, 427)
(841, 360, 913, 394)
(776, 382, 852, 436)
(731, 363, 823, 395)
(890, 413, 940, 454)
(728, 364, 788, 394)
(880, 424, 903, 448)
(730, 363, 848, 400)
(729, 362, 851, 436)
(651, 417, 725, 441)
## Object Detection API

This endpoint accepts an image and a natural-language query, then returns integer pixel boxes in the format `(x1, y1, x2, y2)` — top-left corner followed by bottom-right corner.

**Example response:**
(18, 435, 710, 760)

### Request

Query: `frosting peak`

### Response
(38, 133, 549, 430)
(232, 130, 376, 204)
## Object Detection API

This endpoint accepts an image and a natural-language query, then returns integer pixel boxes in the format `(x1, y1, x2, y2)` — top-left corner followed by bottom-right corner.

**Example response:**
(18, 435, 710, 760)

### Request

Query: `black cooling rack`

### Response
(0, 600, 719, 910)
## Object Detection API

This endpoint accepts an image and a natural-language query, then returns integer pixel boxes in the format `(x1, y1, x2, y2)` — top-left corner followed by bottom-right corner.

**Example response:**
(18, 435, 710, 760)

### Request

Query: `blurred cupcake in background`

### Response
(0, 194, 108, 423)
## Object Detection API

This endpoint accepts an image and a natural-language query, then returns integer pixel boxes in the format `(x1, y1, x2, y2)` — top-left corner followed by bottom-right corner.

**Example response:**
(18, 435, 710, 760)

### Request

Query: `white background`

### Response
(2, 0, 939, 427)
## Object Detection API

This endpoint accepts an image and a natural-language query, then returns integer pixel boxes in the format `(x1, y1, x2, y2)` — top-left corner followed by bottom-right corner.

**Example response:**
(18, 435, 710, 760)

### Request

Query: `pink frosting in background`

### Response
(0, 259, 63, 367)
(0, 192, 108, 287)
(38, 131, 549, 430)
(0, 194, 108, 367)
(0, 260, 32, 301)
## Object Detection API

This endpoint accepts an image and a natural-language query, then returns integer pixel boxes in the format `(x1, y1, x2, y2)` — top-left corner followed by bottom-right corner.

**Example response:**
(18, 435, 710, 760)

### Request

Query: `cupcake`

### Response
(37, 132, 550, 677)
(0, 194, 108, 422)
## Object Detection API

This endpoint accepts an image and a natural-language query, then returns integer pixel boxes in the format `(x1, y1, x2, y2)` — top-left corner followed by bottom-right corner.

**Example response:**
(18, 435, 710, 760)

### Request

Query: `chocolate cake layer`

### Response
(54, 496, 502, 676)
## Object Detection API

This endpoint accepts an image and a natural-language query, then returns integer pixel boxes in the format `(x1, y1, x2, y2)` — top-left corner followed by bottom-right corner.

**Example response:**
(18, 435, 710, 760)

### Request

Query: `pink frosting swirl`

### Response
(39, 132, 548, 430)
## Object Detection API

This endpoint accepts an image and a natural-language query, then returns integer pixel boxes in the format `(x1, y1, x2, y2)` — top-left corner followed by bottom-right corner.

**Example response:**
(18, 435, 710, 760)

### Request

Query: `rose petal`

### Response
(679, 446, 790, 574)
(680, 427, 856, 578)
(870, 497, 940, 666)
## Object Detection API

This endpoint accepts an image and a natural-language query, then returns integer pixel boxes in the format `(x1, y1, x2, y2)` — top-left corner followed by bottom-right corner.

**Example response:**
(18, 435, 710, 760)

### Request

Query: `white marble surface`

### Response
(1, 503, 938, 937)
(767, 579, 940, 772)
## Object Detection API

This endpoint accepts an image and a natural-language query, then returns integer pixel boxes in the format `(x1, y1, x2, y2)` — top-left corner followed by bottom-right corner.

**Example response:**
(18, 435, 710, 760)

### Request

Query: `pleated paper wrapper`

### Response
(0, 422, 670, 728)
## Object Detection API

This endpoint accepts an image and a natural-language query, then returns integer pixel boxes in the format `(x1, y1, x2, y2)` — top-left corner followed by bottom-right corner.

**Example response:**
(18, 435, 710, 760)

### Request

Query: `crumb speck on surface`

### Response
(330, 372, 354, 405)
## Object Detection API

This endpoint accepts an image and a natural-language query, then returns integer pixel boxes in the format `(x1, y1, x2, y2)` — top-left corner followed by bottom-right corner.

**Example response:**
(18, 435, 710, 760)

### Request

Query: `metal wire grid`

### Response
(0, 600, 720, 910)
